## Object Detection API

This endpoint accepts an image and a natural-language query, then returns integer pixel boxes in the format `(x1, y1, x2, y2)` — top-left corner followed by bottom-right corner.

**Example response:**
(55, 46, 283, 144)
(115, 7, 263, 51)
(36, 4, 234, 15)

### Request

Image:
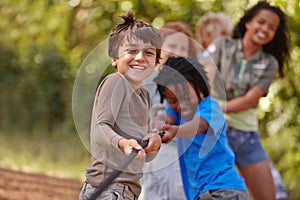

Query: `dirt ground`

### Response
(0, 167, 82, 200)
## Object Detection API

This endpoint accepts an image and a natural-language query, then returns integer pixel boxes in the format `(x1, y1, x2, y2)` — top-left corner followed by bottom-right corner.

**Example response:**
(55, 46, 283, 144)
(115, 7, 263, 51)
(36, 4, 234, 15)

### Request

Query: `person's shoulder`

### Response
(205, 37, 234, 54)
(201, 96, 217, 104)
(212, 37, 234, 46)
(98, 72, 125, 90)
(101, 72, 123, 84)
(222, 37, 239, 49)
(265, 54, 279, 72)
(106, 72, 121, 79)
(200, 97, 222, 110)
(261, 51, 278, 63)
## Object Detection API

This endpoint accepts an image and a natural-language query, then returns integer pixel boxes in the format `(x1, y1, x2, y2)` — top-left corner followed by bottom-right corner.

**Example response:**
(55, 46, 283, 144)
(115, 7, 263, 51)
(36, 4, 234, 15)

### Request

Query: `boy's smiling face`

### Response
(112, 37, 157, 89)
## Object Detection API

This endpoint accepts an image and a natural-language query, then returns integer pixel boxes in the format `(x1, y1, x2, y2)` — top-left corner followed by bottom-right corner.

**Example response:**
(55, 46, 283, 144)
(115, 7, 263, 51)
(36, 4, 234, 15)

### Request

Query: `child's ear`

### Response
(199, 92, 204, 100)
(112, 58, 117, 67)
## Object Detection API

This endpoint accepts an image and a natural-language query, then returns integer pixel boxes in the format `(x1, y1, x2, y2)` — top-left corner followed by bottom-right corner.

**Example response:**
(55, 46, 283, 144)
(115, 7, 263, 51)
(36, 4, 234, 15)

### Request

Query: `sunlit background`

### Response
(0, 0, 299, 199)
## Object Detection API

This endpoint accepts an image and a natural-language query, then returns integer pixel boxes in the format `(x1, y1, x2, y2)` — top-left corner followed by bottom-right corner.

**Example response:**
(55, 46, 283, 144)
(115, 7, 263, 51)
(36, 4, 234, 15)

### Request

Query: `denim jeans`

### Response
(226, 127, 269, 167)
(226, 126, 288, 199)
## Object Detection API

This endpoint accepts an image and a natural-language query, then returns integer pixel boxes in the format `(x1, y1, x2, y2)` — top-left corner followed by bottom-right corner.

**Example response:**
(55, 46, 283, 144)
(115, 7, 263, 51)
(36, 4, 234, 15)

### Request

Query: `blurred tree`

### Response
(256, 1, 300, 198)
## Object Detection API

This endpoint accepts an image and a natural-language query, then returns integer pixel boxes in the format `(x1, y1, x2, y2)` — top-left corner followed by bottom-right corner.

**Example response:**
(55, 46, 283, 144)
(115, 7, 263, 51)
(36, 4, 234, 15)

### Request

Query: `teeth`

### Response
(131, 66, 145, 71)
(257, 31, 266, 39)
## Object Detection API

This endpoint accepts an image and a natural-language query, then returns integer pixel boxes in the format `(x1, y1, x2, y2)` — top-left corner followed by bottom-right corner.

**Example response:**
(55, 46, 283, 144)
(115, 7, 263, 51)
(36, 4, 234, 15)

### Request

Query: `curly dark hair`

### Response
(154, 57, 210, 104)
(108, 11, 163, 64)
(232, 1, 291, 77)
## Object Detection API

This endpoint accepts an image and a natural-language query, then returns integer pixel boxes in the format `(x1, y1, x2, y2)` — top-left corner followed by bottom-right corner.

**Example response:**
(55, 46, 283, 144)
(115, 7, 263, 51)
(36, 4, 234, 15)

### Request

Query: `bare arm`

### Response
(222, 85, 265, 113)
(161, 116, 209, 143)
(152, 113, 175, 131)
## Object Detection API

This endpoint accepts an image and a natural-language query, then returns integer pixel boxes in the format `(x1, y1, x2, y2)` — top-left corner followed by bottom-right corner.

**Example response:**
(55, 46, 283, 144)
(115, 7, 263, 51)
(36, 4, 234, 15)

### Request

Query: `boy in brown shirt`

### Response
(79, 12, 163, 200)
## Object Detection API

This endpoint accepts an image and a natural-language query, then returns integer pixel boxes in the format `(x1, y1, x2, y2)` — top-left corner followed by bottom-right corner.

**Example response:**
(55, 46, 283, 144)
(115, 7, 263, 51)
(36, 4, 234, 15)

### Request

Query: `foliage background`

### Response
(0, 0, 299, 199)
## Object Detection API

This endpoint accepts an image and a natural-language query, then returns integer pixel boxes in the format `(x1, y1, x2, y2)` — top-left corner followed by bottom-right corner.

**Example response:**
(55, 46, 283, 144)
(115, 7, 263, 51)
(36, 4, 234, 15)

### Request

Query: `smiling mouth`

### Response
(257, 31, 266, 39)
(130, 66, 146, 71)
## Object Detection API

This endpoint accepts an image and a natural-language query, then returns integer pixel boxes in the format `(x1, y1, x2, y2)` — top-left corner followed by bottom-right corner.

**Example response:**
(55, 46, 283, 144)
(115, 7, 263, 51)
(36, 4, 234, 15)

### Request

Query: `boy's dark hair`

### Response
(109, 11, 163, 64)
(154, 57, 210, 104)
(232, 1, 291, 77)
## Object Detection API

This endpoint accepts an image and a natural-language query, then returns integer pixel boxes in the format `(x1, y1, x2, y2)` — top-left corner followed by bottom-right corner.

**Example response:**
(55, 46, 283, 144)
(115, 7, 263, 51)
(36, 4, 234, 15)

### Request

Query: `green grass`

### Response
(0, 129, 90, 181)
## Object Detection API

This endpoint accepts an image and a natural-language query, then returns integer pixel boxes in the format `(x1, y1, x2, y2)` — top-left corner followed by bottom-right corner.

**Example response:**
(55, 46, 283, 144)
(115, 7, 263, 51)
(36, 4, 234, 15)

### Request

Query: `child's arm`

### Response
(161, 116, 209, 143)
(152, 113, 175, 130)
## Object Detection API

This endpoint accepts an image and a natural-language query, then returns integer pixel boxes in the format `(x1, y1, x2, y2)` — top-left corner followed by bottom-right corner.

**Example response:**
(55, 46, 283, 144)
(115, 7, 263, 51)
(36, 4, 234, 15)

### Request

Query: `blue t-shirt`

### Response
(165, 97, 247, 200)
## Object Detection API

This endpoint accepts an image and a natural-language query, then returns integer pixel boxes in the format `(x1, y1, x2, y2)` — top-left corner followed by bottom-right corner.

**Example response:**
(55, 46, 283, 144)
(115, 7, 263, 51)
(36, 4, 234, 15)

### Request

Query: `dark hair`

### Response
(159, 22, 197, 59)
(108, 11, 163, 64)
(154, 57, 210, 104)
(232, 1, 291, 77)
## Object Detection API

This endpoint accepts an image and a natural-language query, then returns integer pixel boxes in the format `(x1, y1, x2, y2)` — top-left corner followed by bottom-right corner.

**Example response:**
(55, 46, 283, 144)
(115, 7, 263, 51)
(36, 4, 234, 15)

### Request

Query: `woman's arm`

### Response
(222, 85, 265, 113)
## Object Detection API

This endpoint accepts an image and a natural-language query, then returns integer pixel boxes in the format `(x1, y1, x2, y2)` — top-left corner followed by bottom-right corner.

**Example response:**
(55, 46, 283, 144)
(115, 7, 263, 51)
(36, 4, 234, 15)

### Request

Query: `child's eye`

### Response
(269, 25, 277, 32)
(257, 20, 264, 24)
(127, 49, 138, 54)
(166, 98, 178, 105)
(146, 50, 155, 55)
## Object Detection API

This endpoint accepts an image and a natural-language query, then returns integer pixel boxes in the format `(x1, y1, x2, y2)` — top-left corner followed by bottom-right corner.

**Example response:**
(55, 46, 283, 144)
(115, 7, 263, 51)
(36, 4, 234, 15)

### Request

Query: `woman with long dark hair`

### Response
(201, 1, 291, 199)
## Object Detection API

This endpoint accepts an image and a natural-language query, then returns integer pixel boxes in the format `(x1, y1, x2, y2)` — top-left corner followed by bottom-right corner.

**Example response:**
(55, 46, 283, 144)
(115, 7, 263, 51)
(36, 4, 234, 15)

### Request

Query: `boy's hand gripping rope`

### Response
(88, 131, 165, 200)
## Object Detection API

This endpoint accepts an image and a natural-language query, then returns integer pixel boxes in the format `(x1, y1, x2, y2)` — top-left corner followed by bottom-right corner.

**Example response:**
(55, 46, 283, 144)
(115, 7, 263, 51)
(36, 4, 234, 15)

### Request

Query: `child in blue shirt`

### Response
(153, 57, 250, 200)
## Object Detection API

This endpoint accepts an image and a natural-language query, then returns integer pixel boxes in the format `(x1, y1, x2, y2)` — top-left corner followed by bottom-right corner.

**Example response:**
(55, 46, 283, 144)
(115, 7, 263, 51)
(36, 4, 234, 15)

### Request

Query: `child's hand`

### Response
(161, 124, 178, 143)
(142, 132, 161, 153)
(118, 138, 146, 160)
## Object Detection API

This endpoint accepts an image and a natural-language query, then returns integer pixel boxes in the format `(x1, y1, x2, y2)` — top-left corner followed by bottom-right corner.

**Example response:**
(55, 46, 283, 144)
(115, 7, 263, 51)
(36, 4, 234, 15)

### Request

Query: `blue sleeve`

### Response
(194, 97, 227, 158)
(194, 97, 226, 135)
(165, 98, 226, 131)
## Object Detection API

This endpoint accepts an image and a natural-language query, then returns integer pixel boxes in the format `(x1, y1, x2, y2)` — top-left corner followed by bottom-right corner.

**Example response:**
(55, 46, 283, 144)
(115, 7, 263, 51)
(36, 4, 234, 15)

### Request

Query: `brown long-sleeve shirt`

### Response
(85, 72, 156, 196)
